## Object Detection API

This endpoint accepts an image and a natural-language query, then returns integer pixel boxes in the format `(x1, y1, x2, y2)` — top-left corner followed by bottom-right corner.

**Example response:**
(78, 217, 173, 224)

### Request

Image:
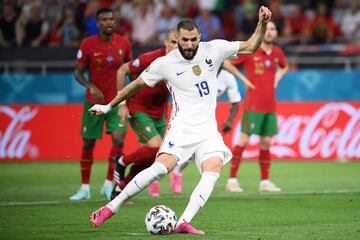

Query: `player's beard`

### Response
(178, 44, 199, 60)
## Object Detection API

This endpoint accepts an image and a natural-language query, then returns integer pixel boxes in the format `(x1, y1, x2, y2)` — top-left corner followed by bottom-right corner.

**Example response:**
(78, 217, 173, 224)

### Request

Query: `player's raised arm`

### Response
(238, 6, 271, 54)
(89, 76, 146, 116)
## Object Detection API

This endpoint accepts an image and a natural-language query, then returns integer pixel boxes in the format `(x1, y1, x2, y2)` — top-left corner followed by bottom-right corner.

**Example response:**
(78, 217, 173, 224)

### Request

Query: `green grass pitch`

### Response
(0, 161, 359, 240)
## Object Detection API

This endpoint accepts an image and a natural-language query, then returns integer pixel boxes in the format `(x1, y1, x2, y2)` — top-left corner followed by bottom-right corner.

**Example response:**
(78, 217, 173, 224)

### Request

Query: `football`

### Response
(145, 205, 177, 235)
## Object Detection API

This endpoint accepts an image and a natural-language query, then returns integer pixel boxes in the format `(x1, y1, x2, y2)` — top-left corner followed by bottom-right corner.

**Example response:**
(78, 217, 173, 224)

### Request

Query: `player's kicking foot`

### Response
(170, 173, 182, 194)
(69, 188, 91, 200)
(174, 222, 205, 235)
(259, 180, 281, 192)
(90, 207, 113, 227)
(113, 155, 126, 183)
(226, 178, 244, 192)
(149, 181, 160, 197)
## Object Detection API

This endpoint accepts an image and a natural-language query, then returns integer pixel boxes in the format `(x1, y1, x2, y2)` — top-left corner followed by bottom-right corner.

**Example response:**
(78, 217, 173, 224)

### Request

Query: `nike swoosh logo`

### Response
(94, 52, 101, 56)
(176, 71, 185, 76)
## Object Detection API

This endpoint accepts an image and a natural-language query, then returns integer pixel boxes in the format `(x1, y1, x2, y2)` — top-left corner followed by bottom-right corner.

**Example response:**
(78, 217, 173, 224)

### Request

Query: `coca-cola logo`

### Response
(232, 103, 360, 160)
(0, 106, 39, 159)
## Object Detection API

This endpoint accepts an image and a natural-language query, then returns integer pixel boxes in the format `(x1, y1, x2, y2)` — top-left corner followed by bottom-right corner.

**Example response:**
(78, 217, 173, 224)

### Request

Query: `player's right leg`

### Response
(69, 138, 95, 200)
(258, 113, 281, 192)
(175, 155, 224, 235)
(227, 132, 250, 192)
(91, 153, 177, 227)
(70, 100, 105, 201)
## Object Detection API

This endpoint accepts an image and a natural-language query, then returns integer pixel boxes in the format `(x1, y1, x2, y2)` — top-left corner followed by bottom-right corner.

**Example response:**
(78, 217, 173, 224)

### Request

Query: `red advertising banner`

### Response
(0, 102, 359, 161)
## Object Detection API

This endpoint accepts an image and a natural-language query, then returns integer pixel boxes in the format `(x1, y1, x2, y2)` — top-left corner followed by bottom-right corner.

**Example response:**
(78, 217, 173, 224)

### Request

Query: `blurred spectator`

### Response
(17, 4, 50, 47)
(0, 2, 18, 48)
(112, 4, 132, 39)
(269, 1, 284, 37)
(195, 8, 223, 41)
(112, 0, 135, 21)
(282, 4, 309, 45)
(218, 0, 238, 40)
(58, 5, 80, 47)
(84, 0, 100, 36)
(44, 0, 63, 27)
(156, 4, 180, 41)
(340, 0, 360, 43)
(46, 0, 64, 47)
(304, 2, 337, 44)
(174, 0, 198, 18)
(197, 0, 216, 11)
(237, 2, 258, 40)
(131, 0, 158, 46)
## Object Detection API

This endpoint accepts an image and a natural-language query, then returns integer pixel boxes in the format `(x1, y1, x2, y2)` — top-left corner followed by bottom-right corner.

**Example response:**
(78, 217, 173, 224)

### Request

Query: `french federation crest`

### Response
(192, 65, 201, 76)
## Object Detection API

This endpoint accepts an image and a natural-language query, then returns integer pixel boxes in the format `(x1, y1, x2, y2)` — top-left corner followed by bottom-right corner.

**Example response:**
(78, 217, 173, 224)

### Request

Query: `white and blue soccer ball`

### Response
(145, 205, 177, 235)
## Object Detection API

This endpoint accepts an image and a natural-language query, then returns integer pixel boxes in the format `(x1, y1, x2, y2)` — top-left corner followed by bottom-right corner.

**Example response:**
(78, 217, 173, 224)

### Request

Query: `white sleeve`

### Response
(141, 58, 163, 87)
(223, 70, 241, 103)
(210, 39, 240, 62)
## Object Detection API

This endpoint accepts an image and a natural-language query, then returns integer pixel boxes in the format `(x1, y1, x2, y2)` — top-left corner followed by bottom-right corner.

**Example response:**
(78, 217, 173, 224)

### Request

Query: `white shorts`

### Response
(158, 129, 233, 173)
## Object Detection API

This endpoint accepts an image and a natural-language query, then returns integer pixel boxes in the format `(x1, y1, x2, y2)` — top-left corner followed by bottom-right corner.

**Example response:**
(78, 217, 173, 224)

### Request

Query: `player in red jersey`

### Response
(69, 8, 132, 200)
(224, 21, 289, 192)
(111, 29, 178, 199)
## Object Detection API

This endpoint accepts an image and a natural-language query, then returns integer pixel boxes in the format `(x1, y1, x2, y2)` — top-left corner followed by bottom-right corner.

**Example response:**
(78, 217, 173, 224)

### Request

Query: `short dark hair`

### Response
(96, 8, 112, 20)
(177, 19, 200, 33)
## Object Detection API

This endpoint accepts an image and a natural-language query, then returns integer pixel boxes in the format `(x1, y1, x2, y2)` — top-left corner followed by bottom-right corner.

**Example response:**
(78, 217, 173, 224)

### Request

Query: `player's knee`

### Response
(155, 153, 177, 172)
(239, 133, 250, 146)
(146, 135, 162, 148)
(202, 158, 223, 173)
(111, 132, 126, 147)
(260, 137, 271, 149)
(83, 139, 95, 151)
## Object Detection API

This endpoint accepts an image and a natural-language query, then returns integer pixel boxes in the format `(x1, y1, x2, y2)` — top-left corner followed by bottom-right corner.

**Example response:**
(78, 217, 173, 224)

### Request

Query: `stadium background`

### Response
(0, 1, 360, 239)
(0, 0, 359, 161)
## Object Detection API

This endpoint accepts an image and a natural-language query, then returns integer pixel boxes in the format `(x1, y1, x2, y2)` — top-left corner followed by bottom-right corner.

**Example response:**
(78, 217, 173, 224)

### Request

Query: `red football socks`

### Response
(259, 149, 271, 180)
(107, 147, 123, 181)
(80, 149, 93, 184)
(229, 145, 244, 178)
(123, 146, 159, 165)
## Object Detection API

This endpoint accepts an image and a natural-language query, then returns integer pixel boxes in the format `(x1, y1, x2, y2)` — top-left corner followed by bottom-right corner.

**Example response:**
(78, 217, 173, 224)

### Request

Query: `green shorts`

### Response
(241, 111, 278, 136)
(129, 112, 166, 144)
(80, 100, 127, 139)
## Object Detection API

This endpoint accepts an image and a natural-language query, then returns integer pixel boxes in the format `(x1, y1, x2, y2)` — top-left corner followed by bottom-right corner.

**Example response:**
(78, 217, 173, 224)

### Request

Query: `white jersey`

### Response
(217, 69, 241, 103)
(141, 40, 239, 141)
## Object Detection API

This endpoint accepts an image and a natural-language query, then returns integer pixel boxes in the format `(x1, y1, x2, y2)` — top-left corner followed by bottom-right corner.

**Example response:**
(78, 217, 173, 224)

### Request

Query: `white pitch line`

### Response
(0, 189, 359, 207)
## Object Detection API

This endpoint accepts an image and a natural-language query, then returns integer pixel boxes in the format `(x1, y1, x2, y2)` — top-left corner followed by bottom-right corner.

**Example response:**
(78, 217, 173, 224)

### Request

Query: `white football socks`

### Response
(81, 184, 90, 191)
(106, 162, 168, 213)
(177, 171, 219, 225)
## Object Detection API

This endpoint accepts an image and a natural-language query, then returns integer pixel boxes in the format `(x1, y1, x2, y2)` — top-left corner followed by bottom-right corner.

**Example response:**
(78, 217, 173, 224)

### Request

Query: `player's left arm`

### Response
(274, 50, 289, 88)
(237, 6, 271, 54)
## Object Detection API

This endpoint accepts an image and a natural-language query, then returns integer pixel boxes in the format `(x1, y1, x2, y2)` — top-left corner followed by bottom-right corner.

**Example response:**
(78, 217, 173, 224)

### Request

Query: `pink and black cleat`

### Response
(90, 206, 113, 227)
(173, 222, 205, 235)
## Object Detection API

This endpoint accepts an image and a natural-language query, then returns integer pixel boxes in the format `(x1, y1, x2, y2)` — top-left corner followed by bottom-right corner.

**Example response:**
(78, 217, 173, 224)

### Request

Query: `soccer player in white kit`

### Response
(169, 68, 255, 194)
(89, 6, 271, 234)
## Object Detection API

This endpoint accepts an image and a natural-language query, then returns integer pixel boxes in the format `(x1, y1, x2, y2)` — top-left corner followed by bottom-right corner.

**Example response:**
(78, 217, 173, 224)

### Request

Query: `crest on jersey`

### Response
(107, 55, 113, 63)
(132, 59, 140, 68)
(118, 48, 123, 55)
(192, 65, 201, 76)
(264, 59, 271, 68)
(144, 126, 152, 133)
